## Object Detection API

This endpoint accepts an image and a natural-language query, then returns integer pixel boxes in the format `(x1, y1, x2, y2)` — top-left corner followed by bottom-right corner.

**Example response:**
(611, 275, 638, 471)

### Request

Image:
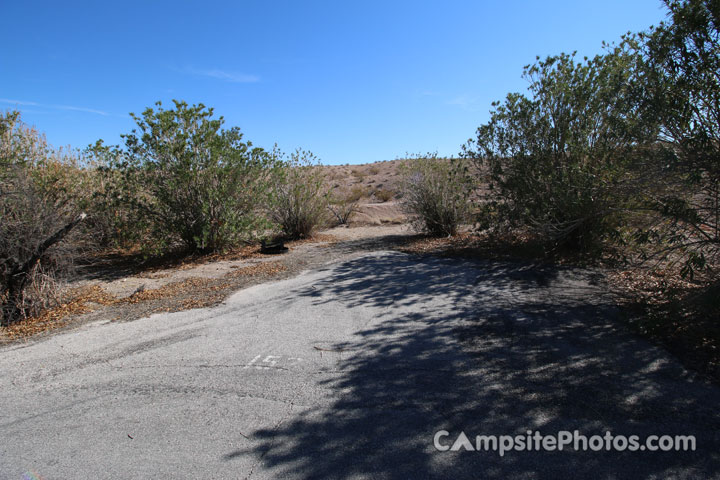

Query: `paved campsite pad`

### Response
(1, 251, 719, 478)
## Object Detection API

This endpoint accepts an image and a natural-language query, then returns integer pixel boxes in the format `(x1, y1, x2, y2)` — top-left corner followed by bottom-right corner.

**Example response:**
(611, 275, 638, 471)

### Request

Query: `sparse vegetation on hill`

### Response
(320, 160, 403, 206)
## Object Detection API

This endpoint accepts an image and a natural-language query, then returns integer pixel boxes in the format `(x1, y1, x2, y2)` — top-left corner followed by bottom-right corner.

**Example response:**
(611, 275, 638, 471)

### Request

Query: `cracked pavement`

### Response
(1, 251, 719, 478)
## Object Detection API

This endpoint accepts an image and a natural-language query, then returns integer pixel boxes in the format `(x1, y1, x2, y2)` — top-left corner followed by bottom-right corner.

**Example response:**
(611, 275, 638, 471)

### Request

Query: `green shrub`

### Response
(82, 143, 145, 248)
(463, 47, 655, 250)
(637, 0, 720, 276)
(268, 147, 328, 239)
(400, 154, 474, 237)
(95, 100, 278, 254)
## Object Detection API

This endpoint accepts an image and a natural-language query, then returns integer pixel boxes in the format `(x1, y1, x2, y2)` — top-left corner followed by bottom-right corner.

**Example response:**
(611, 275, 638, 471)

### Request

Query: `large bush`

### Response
(400, 154, 475, 237)
(268, 148, 328, 239)
(463, 47, 657, 250)
(98, 100, 279, 254)
(638, 0, 720, 275)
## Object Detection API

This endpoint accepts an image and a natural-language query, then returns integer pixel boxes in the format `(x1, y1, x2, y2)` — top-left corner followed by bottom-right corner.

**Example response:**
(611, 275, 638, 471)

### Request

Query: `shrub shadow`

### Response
(229, 253, 720, 478)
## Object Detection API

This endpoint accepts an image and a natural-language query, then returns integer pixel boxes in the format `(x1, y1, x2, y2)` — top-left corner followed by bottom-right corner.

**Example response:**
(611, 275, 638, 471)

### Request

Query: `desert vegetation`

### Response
(399, 154, 474, 237)
(397, 0, 720, 276)
(1, 0, 718, 380)
(0, 102, 331, 326)
(394, 0, 720, 376)
(0, 112, 90, 325)
(88, 101, 281, 254)
(267, 147, 329, 239)
(328, 192, 361, 225)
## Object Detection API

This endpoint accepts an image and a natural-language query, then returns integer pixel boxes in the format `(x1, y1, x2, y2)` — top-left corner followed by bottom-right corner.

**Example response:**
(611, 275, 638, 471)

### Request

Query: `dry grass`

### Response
(374, 188, 394, 202)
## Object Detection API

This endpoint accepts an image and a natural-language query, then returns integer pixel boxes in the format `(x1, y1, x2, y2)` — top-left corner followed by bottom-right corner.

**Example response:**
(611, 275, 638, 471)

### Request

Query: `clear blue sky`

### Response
(2, 0, 668, 164)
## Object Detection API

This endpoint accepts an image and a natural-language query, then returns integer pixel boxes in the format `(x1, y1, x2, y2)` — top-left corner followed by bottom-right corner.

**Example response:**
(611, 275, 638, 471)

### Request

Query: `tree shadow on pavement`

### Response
(229, 252, 720, 479)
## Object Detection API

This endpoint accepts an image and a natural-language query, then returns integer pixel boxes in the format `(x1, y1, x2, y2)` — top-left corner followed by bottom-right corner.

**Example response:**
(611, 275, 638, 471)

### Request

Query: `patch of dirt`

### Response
(320, 160, 410, 226)
(0, 226, 412, 343)
(323, 224, 410, 241)
(352, 202, 406, 226)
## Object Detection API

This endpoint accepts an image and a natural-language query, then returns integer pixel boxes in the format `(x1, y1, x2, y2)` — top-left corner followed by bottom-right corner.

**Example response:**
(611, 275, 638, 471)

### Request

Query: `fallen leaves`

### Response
(119, 277, 232, 304)
(225, 261, 287, 278)
(395, 233, 481, 255)
(608, 267, 698, 308)
(1, 285, 117, 340)
(2, 233, 330, 341)
(607, 264, 720, 382)
(2, 258, 291, 341)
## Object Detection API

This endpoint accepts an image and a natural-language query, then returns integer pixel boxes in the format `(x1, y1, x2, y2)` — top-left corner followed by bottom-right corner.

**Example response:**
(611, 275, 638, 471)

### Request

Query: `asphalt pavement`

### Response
(1, 251, 719, 479)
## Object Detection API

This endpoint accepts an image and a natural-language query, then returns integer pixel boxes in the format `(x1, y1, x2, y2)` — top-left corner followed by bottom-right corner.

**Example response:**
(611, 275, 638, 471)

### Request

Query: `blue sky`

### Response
(2, 1, 668, 164)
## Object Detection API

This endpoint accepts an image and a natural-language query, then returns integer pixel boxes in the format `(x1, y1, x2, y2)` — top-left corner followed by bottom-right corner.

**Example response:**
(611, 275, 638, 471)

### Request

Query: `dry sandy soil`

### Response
(322, 159, 407, 225)
(82, 225, 412, 301)
(322, 159, 405, 202)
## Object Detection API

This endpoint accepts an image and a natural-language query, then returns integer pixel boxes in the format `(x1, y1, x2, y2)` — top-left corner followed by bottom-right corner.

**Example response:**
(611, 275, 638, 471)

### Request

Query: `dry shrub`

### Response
(347, 185, 370, 203)
(1, 111, 85, 325)
(351, 169, 367, 180)
(0, 264, 62, 322)
(269, 148, 329, 239)
(374, 188, 394, 202)
(400, 155, 475, 237)
(328, 191, 360, 225)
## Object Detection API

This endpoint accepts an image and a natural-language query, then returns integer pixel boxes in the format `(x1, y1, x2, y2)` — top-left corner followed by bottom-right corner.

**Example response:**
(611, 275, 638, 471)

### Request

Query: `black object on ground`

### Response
(261, 240, 289, 254)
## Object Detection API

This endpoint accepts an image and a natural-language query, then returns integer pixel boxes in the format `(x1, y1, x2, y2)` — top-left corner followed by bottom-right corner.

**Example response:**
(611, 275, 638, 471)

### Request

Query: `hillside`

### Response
(322, 159, 407, 225)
